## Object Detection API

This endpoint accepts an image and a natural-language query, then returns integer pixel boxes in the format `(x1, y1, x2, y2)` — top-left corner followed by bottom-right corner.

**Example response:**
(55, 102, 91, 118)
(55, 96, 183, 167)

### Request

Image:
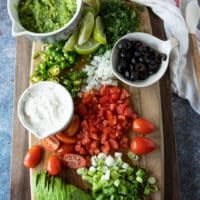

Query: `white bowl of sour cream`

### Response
(18, 81, 74, 139)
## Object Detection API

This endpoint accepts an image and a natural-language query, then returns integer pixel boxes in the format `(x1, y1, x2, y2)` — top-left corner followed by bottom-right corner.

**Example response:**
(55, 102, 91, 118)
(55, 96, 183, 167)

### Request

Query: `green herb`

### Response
(99, 0, 143, 49)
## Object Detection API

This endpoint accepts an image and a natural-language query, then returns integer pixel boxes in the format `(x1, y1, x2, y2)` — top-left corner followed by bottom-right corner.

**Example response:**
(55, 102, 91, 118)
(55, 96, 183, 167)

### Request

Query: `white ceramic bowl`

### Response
(7, 0, 83, 43)
(111, 32, 178, 88)
(18, 81, 74, 139)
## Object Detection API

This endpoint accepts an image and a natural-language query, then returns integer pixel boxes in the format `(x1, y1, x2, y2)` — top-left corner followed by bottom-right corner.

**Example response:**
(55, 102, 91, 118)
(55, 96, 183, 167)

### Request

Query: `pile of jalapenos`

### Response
(115, 39, 167, 81)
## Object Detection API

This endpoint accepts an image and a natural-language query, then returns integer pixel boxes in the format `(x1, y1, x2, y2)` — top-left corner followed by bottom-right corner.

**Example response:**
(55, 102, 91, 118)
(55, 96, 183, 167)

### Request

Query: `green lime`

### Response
(78, 11, 95, 46)
(63, 31, 79, 52)
(93, 16, 107, 45)
(82, 5, 96, 16)
(75, 38, 100, 55)
(83, 0, 100, 15)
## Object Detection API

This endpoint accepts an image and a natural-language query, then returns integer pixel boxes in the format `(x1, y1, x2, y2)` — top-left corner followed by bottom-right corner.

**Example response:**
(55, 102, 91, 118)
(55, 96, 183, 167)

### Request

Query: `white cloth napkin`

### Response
(130, 0, 200, 115)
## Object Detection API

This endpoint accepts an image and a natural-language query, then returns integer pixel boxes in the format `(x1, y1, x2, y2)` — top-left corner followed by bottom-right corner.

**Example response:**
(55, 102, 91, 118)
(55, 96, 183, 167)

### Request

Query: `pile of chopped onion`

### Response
(81, 50, 118, 92)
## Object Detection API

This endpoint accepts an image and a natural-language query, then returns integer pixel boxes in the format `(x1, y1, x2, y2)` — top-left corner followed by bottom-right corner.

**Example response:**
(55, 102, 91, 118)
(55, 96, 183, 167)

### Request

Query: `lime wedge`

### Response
(83, 0, 100, 15)
(63, 31, 79, 52)
(82, 5, 96, 16)
(93, 16, 107, 45)
(78, 12, 95, 46)
(75, 38, 100, 55)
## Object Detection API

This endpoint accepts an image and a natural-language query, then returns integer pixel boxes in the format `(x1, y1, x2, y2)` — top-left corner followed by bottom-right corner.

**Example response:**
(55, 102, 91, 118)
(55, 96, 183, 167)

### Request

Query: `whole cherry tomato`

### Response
(130, 137, 156, 155)
(63, 115, 80, 137)
(56, 144, 75, 157)
(42, 136, 60, 152)
(132, 118, 155, 134)
(46, 155, 62, 175)
(56, 132, 77, 144)
(63, 154, 88, 169)
(23, 145, 43, 168)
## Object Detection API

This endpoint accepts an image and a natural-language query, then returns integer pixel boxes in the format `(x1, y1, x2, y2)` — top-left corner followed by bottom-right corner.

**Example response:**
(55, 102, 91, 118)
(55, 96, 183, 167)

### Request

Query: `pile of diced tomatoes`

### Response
(75, 85, 137, 155)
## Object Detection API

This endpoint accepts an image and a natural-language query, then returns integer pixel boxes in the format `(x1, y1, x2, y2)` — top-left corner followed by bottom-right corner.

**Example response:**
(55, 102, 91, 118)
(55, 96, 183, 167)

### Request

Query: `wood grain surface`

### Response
(190, 34, 200, 94)
(10, 9, 180, 200)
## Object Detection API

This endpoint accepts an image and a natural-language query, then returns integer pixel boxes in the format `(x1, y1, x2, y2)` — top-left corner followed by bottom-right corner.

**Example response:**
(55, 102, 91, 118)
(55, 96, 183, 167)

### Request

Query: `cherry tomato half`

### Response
(132, 118, 155, 134)
(63, 154, 88, 169)
(130, 137, 156, 155)
(56, 132, 77, 144)
(46, 155, 62, 175)
(23, 145, 43, 168)
(56, 144, 75, 157)
(63, 115, 80, 137)
(42, 136, 60, 152)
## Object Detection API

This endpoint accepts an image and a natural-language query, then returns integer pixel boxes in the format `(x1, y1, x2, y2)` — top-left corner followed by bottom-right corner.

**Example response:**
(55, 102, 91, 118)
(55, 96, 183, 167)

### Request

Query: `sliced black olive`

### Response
(148, 64, 159, 74)
(134, 41, 142, 48)
(119, 49, 127, 58)
(130, 71, 139, 81)
(159, 53, 167, 61)
(138, 71, 148, 80)
(135, 63, 146, 72)
(116, 59, 127, 73)
(138, 57, 145, 63)
(134, 51, 140, 57)
(117, 39, 132, 49)
(124, 70, 130, 79)
(131, 58, 136, 64)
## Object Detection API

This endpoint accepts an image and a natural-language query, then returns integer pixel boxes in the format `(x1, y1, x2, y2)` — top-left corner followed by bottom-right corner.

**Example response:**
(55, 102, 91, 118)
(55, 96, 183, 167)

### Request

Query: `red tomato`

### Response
(23, 145, 43, 168)
(64, 115, 80, 137)
(74, 85, 137, 156)
(56, 144, 75, 157)
(56, 132, 77, 144)
(42, 136, 60, 152)
(46, 155, 62, 175)
(63, 154, 88, 169)
(130, 137, 156, 155)
(132, 118, 155, 134)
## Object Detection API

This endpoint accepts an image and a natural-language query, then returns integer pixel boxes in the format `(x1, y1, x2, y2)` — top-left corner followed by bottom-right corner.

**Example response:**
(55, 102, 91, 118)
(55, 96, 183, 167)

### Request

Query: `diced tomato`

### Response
(116, 103, 127, 115)
(74, 85, 136, 156)
(42, 136, 60, 152)
(78, 103, 87, 117)
(120, 136, 129, 149)
(99, 85, 109, 96)
(101, 143, 110, 154)
(56, 132, 77, 144)
(63, 154, 88, 169)
(99, 96, 110, 104)
(57, 144, 75, 157)
(109, 139, 119, 150)
(120, 88, 130, 100)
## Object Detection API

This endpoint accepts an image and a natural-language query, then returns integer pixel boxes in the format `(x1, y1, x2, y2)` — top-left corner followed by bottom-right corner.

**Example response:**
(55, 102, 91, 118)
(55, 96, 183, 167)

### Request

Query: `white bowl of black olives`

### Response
(111, 32, 178, 87)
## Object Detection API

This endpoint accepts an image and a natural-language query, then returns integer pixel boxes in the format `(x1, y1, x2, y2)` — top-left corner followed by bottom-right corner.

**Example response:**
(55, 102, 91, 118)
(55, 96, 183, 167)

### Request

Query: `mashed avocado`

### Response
(18, 0, 77, 33)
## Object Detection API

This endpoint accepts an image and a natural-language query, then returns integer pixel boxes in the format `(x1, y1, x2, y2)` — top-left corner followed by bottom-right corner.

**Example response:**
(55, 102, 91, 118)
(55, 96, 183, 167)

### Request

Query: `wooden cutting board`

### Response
(10, 8, 180, 200)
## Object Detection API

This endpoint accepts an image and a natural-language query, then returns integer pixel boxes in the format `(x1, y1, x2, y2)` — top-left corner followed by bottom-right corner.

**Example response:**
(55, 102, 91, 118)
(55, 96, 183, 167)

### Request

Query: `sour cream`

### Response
(18, 81, 74, 139)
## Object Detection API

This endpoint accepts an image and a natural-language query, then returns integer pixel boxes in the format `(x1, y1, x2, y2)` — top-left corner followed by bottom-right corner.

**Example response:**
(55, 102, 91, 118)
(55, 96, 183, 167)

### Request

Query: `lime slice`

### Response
(63, 31, 79, 52)
(83, 0, 100, 15)
(82, 5, 96, 16)
(78, 12, 95, 46)
(93, 16, 107, 45)
(75, 38, 100, 55)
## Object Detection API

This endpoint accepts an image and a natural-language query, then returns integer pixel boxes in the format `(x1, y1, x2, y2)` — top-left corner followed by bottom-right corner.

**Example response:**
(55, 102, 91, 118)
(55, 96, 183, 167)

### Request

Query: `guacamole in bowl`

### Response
(18, 0, 77, 33)
(7, 0, 82, 43)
